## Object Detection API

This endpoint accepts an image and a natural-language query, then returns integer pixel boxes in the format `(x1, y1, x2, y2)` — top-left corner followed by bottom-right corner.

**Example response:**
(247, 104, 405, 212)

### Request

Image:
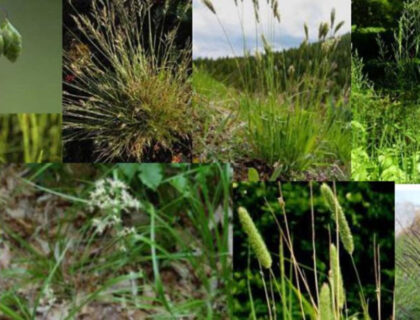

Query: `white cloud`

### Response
(193, 0, 351, 58)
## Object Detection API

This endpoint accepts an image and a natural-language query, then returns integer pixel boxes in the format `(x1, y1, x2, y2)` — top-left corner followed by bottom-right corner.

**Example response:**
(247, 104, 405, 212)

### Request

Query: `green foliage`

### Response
(352, 0, 403, 29)
(351, 53, 420, 182)
(63, 0, 192, 162)
(0, 114, 61, 163)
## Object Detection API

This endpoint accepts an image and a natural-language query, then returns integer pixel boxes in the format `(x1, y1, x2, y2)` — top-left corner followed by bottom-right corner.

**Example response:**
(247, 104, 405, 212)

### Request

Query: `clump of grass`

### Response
(63, 0, 192, 162)
(0, 114, 61, 163)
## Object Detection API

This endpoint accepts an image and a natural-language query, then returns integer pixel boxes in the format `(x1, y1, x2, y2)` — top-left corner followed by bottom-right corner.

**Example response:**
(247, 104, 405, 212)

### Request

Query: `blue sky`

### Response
(193, 0, 351, 59)
(396, 184, 420, 205)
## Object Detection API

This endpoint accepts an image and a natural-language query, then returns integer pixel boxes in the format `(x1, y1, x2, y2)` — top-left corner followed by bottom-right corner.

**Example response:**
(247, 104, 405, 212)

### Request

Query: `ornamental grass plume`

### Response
(237, 206, 272, 269)
(319, 283, 333, 320)
(320, 183, 354, 255)
(329, 244, 345, 310)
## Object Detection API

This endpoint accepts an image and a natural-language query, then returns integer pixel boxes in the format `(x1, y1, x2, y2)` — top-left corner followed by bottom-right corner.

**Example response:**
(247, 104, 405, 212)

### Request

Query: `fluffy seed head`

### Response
(238, 206, 272, 269)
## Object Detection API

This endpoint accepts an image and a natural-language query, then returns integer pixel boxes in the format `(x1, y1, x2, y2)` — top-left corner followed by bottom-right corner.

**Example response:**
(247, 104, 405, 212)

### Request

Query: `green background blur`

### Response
(0, 0, 61, 113)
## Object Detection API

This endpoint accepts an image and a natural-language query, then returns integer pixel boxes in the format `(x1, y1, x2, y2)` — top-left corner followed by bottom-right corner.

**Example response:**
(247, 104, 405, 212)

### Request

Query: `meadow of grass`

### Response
(0, 163, 233, 319)
(233, 181, 394, 319)
(351, 0, 420, 182)
(194, 0, 351, 181)
(0, 114, 61, 163)
(63, 0, 192, 162)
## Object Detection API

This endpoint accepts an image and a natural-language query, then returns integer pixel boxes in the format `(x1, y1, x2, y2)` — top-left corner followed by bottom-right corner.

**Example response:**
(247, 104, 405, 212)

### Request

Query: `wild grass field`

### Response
(233, 181, 394, 319)
(0, 163, 232, 319)
(193, 0, 351, 181)
(63, 0, 192, 163)
(0, 114, 61, 163)
(351, 0, 420, 182)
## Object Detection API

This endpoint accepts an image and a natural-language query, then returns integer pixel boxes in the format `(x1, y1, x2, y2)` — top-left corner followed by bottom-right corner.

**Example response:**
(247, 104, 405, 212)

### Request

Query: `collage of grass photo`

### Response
(0, 0, 419, 319)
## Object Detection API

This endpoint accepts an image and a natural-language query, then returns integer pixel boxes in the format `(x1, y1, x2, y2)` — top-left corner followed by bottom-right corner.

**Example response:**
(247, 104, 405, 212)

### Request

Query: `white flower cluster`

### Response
(89, 178, 141, 212)
(89, 178, 141, 234)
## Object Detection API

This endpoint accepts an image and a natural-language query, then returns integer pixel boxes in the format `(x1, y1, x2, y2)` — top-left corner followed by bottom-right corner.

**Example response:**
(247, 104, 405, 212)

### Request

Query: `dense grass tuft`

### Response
(63, 0, 192, 162)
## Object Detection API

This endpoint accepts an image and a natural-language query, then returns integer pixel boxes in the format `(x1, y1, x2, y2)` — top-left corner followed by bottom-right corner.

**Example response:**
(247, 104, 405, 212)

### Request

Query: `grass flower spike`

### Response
(321, 183, 354, 255)
(319, 283, 333, 320)
(329, 244, 345, 309)
(237, 206, 272, 269)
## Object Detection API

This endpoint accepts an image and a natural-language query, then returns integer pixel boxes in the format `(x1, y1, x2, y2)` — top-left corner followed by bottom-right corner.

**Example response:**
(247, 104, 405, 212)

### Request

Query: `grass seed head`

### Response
(329, 244, 345, 309)
(202, 0, 216, 14)
(319, 282, 333, 320)
(237, 206, 272, 269)
(320, 183, 354, 255)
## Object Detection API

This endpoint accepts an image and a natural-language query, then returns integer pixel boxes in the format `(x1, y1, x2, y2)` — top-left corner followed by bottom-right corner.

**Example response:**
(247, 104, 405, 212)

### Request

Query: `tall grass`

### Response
(0, 114, 61, 163)
(351, 0, 420, 182)
(378, 0, 420, 94)
(235, 182, 388, 319)
(197, 0, 350, 178)
(63, 0, 192, 162)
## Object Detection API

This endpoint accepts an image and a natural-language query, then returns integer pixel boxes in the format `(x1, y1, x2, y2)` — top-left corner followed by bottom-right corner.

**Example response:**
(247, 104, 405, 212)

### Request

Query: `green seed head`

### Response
(1, 19, 22, 63)
(320, 183, 354, 255)
(329, 244, 345, 309)
(238, 206, 272, 269)
(319, 282, 333, 320)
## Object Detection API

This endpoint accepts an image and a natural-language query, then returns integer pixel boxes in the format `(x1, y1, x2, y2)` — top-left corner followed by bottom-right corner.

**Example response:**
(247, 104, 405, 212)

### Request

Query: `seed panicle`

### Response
(238, 206, 272, 269)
